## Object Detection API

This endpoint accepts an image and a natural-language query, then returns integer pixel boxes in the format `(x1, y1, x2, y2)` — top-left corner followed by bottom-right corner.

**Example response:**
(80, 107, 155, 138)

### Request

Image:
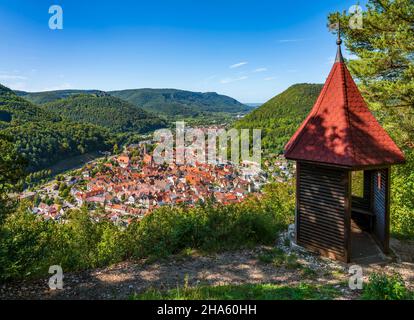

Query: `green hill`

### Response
(41, 94, 166, 134)
(233, 83, 323, 154)
(1, 84, 113, 172)
(109, 88, 251, 117)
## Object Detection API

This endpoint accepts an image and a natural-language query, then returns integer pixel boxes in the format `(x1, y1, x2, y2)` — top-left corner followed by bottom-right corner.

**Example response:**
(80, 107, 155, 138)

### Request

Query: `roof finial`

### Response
(336, 15, 342, 45)
(335, 12, 344, 63)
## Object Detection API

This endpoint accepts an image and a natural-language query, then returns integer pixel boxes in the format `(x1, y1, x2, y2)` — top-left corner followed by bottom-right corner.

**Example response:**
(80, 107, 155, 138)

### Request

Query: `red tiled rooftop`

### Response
(284, 49, 405, 168)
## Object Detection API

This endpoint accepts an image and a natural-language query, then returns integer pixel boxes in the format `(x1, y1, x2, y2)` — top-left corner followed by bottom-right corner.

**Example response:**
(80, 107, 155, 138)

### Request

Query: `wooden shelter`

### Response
(284, 35, 405, 262)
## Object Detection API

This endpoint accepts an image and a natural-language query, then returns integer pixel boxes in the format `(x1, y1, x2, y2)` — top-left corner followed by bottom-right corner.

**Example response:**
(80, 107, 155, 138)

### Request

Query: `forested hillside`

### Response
(109, 88, 252, 118)
(233, 84, 323, 153)
(1, 84, 113, 172)
(2, 122, 112, 171)
(42, 94, 166, 134)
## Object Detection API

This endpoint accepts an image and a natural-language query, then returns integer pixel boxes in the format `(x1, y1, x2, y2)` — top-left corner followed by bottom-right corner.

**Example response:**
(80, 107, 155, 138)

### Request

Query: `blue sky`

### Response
(0, 0, 365, 102)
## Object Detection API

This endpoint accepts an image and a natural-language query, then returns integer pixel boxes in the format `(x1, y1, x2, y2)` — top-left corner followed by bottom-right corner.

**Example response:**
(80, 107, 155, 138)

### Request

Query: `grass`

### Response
(300, 266, 318, 279)
(131, 283, 342, 300)
(257, 248, 302, 269)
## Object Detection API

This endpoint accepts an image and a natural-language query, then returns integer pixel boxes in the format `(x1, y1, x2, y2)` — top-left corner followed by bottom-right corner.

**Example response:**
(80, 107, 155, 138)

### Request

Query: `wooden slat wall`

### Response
(372, 168, 390, 252)
(296, 163, 349, 261)
(363, 170, 373, 207)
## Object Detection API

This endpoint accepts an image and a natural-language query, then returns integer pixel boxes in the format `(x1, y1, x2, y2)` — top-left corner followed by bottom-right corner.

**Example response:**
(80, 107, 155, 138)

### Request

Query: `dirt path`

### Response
(0, 247, 346, 300)
(1, 242, 413, 300)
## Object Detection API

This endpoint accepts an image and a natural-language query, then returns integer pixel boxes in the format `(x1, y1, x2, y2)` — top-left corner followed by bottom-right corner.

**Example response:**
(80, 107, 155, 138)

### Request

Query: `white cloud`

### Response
(264, 76, 277, 81)
(253, 68, 267, 73)
(220, 76, 248, 84)
(42, 83, 74, 91)
(6, 82, 29, 91)
(0, 74, 28, 80)
(0, 72, 29, 91)
(278, 39, 303, 43)
(204, 75, 217, 82)
(229, 61, 248, 69)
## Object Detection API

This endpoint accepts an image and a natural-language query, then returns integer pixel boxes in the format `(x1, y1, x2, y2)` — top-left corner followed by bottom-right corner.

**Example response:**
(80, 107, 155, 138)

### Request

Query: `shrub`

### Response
(0, 207, 126, 281)
(0, 207, 55, 279)
(391, 148, 414, 239)
(127, 190, 292, 259)
(362, 272, 413, 300)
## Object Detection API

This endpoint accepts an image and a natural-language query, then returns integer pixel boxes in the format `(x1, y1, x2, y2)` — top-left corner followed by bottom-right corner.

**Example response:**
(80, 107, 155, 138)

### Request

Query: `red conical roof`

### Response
(284, 48, 405, 168)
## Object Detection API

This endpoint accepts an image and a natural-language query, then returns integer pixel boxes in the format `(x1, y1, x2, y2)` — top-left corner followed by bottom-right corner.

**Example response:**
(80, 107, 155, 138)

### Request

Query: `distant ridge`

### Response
(16, 89, 106, 104)
(16, 88, 252, 119)
(109, 88, 252, 117)
(244, 103, 263, 108)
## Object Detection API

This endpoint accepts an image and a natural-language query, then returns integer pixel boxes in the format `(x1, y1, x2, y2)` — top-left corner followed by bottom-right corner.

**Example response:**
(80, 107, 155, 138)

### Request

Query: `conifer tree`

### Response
(329, 0, 414, 146)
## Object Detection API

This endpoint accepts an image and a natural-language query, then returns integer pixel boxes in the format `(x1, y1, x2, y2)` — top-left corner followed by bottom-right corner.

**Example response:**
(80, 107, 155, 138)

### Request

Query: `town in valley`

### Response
(20, 126, 293, 226)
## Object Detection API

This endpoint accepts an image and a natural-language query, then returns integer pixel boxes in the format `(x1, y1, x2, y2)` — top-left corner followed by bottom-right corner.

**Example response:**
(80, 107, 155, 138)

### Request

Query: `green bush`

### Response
(0, 182, 295, 282)
(127, 182, 294, 259)
(0, 206, 127, 280)
(391, 149, 414, 239)
(362, 272, 413, 300)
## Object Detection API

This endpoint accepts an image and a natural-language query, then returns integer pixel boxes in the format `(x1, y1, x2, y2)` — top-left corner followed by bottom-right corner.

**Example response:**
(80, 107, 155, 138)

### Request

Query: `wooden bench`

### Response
(352, 207, 375, 231)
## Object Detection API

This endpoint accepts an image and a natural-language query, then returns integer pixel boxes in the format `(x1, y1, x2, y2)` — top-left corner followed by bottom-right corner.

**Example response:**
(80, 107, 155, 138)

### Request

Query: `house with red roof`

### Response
(117, 155, 130, 168)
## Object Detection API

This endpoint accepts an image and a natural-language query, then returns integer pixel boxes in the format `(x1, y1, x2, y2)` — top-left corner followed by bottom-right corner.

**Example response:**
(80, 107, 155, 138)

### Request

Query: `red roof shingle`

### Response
(284, 53, 405, 167)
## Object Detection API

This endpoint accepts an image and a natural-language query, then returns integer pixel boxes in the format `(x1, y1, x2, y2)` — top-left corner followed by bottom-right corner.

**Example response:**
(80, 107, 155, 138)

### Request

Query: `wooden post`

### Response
(295, 162, 301, 244)
(384, 166, 391, 253)
(344, 170, 352, 263)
